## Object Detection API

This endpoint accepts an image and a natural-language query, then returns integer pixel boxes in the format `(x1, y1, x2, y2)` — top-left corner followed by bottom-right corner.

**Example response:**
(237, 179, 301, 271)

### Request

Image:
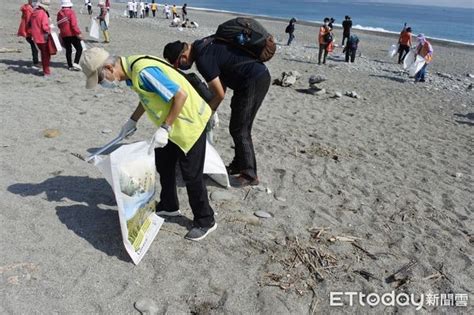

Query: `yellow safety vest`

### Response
(122, 55, 211, 154)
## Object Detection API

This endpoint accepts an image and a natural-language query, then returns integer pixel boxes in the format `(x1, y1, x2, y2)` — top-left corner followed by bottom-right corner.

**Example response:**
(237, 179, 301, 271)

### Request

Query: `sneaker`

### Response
(31, 64, 41, 70)
(156, 210, 182, 217)
(72, 63, 82, 71)
(184, 223, 217, 241)
(232, 174, 259, 188)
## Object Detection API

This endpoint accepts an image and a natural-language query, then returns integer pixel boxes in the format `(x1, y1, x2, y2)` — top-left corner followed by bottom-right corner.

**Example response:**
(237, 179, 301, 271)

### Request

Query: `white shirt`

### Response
(127, 1, 134, 10)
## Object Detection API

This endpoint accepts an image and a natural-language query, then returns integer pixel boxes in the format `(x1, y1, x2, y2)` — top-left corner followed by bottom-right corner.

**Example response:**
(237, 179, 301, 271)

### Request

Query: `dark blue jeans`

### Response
(287, 33, 295, 46)
(415, 63, 428, 81)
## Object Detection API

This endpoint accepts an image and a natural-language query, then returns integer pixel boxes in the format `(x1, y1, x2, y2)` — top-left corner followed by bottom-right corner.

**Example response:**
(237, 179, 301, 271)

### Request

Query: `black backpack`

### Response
(324, 32, 333, 43)
(214, 17, 276, 62)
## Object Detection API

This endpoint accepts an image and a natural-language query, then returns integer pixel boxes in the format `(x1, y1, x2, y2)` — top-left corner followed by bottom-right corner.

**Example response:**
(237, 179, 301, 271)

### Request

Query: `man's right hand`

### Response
(118, 118, 137, 139)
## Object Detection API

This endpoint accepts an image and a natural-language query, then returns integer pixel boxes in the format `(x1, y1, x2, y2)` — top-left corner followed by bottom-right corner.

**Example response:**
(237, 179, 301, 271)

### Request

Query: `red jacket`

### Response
(57, 8, 81, 37)
(30, 7, 50, 44)
(17, 4, 34, 37)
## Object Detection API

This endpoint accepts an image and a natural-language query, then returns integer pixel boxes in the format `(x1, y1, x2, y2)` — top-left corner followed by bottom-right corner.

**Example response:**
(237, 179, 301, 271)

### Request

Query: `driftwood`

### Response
(0, 48, 21, 53)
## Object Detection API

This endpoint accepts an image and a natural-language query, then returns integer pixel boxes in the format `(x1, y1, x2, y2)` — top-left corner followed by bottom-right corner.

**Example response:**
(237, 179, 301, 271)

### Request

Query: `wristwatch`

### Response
(161, 123, 171, 133)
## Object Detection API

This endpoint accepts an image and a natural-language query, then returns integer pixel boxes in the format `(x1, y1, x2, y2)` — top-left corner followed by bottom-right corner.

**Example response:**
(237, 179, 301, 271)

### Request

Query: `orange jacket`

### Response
(417, 41, 433, 63)
(318, 26, 329, 44)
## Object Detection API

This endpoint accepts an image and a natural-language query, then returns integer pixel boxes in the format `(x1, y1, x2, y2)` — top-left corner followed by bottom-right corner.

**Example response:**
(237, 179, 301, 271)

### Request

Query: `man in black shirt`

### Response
(163, 39, 271, 187)
(342, 16, 352, 46)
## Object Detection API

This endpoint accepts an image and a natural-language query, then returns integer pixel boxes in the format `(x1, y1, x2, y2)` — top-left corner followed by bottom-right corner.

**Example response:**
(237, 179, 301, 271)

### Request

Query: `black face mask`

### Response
(179, 63, 191, 71)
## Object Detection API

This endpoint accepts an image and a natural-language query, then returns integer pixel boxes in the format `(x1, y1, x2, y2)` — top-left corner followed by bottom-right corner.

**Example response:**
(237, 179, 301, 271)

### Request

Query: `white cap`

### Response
(61, 0, 73, 7)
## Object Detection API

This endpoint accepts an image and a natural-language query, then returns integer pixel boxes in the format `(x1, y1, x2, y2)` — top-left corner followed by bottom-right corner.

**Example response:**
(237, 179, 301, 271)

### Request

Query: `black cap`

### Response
(163, 41, 185, 65)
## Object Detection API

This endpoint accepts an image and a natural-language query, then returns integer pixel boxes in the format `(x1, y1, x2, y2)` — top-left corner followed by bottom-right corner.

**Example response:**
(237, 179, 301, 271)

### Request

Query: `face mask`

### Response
(178, 63, 192, 71)
(100, 79, 119, 89)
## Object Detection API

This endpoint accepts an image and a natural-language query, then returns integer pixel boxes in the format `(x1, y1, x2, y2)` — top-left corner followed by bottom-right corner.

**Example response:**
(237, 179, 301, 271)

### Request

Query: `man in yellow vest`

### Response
(80, 47, 216, 241)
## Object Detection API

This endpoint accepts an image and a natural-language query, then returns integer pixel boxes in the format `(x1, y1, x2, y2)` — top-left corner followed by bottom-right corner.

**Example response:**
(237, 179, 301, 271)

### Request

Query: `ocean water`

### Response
(162, 0, 474, 44)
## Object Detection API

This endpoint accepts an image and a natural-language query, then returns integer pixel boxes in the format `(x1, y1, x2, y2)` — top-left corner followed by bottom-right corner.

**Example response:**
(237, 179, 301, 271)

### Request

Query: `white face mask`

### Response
(100, 79, 119, 89)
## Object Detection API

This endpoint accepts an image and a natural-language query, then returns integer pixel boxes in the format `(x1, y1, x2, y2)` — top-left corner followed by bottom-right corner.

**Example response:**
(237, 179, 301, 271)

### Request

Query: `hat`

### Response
(163, 41, 185, 65)
(61, 0, 73, 7)
(416, 33, 426, 42)
(38, 0, 50, 9)
(80, 47, 110, 89)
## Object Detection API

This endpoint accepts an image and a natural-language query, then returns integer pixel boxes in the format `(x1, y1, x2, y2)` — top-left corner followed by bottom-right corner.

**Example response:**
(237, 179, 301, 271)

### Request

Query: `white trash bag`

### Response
(205, 139, 230, 188)
(51, 31, 63, 53)
(94, 141, 164, 265)
(408, 55, 426, 77)
(388, 43, 398, 58)
(89, 18, 100, 40)
(403, 49, 416, 69)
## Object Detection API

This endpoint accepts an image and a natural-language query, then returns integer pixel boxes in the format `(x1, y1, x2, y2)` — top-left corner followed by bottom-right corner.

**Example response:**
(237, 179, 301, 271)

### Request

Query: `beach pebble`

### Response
(333, 92, 342, 98)
(94, 93, 104, 98)
(134, 298, 159, 315)
(254, 210, 272, 218)
(308, 74, 327, 85)
(467, 73, 474, 78)
(467, 83, 473, 91)
(210, 191, 235, 201)
(274, 194, 286, 202)
(43, 129, 60, 138)
(437, 72, 453, 79)
(455, 172, 463, 178)
(311, 88, 326, 96)
(233, 214, 260, 226)
(266, 187, 272, 194)
(101, 129, 112, 134)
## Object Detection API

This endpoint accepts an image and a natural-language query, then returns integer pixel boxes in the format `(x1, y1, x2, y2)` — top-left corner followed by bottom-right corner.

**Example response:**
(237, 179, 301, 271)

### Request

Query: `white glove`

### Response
(118, 119, 137, 139)
(148, 126, 169, 154)
(209, 112, 219, 129)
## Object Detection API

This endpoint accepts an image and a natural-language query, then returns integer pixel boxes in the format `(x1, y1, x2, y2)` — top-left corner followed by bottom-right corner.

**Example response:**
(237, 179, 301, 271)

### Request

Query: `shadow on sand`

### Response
(8, 175, 131, 262)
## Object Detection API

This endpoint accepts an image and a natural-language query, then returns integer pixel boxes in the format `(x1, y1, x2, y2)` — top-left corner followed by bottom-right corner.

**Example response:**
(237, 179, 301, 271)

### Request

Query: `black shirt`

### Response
(342, 20, 352, 35)
(192, 38, 268, 91)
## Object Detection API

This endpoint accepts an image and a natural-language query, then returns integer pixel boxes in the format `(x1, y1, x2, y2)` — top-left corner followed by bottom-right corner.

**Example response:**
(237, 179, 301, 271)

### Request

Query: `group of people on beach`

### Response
(17, 1, 435, 241)
(18, 0, 110, 76)
(286, 15, 359, 64)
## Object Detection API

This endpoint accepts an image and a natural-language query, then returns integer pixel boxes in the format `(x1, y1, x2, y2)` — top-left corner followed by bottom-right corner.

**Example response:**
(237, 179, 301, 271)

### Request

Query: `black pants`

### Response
(26, 37, 39, 65)
(229, 70, 271, 179)
(345, 48, 357, 62)
(62, 36, 82, 68)
(155, 130, 214, 228)
(152, 10, 156, 17)
(129, 10, 134, 18)
(318, 44, 328, 64)
(398, 44, 410, 64)
(341, 33, 350, 46)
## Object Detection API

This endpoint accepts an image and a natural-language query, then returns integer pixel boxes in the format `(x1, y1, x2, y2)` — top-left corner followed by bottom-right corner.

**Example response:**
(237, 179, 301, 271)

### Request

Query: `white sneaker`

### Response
(156, 210, 182, 217)
(72, 63, 82, 71)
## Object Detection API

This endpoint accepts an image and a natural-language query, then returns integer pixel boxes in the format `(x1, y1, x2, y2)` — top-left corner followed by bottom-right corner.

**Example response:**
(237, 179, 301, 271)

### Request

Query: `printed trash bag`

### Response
(408, 55, 426, 77)
(51, 31, 63, 53)
(89, 18, 100, 40)
(204, 139, 230, 188)
(94, 141, 164, 265)
(105, 13, 110, 28)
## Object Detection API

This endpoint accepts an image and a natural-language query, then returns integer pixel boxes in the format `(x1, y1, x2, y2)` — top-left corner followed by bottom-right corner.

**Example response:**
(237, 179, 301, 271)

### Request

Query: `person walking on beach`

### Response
(164, 4, 171, 19)
(87, 0, 93, 15)
(341, 15, 352, 46)
(163, 39, 271, 187)
(318, 18, 331, 65)
(139, 1, 145, 18)
(80, 47, 217, 241)
(17, 0, 39, 69)
(343, 34, 359, 63)
(57, 0, 83, 71)
(151, 0, 157, 17)
(182, 3, 188, 21)
(30, 0, 52, 76)
(414, 33, 433, 83)
(171, 4, 178, 19)
(127, 0, 134, 18)
(133, 0, 138, 18)
(398, 26, 412, 64)
(285, 17, 296, 46)
(97, 1, 110, 43)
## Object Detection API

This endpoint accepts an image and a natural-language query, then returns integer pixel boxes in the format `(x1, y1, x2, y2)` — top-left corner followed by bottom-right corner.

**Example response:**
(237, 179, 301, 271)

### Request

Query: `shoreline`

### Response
(186, 6, 474, 48)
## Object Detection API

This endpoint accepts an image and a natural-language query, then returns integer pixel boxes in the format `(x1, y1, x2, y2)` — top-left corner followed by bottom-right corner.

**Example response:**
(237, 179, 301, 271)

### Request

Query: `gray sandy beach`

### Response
(1, 0, 473, 313)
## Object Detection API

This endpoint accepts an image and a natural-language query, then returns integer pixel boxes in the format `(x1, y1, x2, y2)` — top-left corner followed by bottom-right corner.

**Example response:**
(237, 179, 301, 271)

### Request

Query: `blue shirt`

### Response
(128, 66, 180, 102)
